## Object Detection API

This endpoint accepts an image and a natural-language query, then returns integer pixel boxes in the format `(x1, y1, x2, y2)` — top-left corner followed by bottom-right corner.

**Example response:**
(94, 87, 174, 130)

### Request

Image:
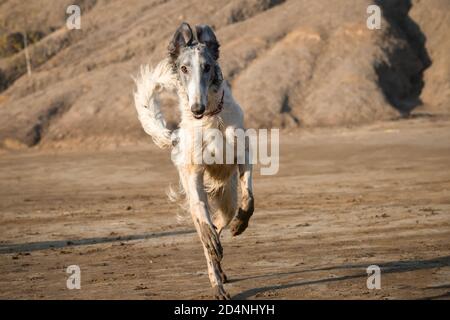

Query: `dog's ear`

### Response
(195, 25, 220, 60)
(168, 22, 193, 60)
(212, 64, 223, 87)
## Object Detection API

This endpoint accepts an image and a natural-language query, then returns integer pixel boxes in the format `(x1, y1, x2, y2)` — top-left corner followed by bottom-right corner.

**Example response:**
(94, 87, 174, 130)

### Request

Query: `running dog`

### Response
(133, 22, 254, 299)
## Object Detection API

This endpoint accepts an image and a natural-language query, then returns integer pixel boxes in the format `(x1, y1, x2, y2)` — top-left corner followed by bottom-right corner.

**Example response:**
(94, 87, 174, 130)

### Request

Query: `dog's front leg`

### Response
(183, 166, 230, 300)
(230, 156, 254, 236)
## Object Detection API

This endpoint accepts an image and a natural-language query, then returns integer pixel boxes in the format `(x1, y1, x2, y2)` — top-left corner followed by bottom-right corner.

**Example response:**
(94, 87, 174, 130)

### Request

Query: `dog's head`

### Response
(168, 22, 222, 119)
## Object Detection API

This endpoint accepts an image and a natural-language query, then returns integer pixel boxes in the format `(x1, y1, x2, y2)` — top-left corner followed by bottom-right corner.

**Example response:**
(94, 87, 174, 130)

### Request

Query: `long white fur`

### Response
(133, 60, 177, 149)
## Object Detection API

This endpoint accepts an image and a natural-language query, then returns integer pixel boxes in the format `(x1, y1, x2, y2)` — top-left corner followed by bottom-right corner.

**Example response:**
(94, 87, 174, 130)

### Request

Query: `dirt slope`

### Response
(410, 0, 450, 112)
(0, 0, 448, 149)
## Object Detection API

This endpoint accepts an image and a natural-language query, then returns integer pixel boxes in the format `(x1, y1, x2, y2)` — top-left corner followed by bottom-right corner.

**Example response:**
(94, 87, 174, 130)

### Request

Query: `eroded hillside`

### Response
(0, 0, 448, 149)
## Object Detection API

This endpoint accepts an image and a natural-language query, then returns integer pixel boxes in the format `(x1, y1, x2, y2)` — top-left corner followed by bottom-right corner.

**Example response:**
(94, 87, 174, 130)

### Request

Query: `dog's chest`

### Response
(172, 120, 237, 168)
(202, 125, 238, 185)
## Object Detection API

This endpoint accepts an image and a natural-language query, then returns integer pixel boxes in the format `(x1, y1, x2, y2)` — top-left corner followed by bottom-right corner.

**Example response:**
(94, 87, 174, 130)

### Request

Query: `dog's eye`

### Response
(181, 65, 188, 74)
(204, 64, 211, 72)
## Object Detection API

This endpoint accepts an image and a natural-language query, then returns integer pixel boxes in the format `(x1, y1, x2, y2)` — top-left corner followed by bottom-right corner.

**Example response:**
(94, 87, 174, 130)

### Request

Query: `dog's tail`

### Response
(133, 60, 176, 149)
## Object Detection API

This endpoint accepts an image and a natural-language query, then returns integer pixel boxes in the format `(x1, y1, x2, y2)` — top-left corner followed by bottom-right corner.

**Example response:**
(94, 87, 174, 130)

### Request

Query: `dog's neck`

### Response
(204, 90, 224, 117)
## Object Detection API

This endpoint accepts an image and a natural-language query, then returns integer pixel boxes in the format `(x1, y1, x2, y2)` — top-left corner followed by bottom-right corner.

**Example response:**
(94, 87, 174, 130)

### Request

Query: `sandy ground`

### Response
(0, 117, 449, 300)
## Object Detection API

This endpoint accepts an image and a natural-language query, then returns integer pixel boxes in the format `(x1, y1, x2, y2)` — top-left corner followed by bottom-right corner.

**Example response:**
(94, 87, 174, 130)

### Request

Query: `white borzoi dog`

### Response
(133, 22, 254, 299)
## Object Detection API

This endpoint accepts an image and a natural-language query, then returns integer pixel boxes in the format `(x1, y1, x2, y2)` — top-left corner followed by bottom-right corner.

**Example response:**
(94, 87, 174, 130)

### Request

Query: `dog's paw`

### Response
(229, 212, 249, 236)
(213, 285, 231, 300)
(230, 205, 254, 237)
(230, 193, 254, 236)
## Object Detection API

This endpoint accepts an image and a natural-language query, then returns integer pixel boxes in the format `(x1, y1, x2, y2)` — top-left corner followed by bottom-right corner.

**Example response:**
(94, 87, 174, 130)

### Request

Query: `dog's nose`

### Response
(191, 103, 206, 116)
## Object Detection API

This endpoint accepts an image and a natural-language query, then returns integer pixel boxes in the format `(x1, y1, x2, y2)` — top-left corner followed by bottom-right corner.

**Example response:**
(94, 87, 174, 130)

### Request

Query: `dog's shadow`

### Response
(0, 229, 195, 254)
(231, 255, 450, 300)
(2, 232, 448, 300)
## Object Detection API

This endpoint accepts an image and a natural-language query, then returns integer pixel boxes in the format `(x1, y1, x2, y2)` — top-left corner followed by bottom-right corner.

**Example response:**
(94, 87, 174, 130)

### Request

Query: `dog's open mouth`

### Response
(193, 114, 204, 119)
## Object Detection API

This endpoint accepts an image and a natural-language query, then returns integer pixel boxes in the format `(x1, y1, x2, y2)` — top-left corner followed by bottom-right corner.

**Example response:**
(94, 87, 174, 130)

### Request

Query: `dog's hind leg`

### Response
(230, 161, 254, 236)
(212, 173, 238, 235)
(182, 166, 230, 300)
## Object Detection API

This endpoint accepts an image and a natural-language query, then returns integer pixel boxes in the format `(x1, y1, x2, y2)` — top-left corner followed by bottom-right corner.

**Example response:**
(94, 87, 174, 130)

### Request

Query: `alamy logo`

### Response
(366, 265, 381, 289)
(366, 5, 382, 30)
(170, 128, 279, 175)
(66, 5, 81, 30)
(66, 265, 81, 289)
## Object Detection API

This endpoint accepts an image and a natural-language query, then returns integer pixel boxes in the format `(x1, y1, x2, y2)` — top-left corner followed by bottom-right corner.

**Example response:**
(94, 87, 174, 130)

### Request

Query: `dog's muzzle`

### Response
(191, 103, 206, 119)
